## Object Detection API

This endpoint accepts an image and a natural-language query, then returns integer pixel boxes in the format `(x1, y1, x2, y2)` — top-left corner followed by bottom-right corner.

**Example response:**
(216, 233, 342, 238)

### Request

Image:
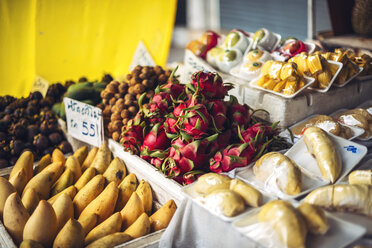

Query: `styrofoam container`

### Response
(308, 61, 343, 93)
(333, 67, 363, 88)
(233, 207, 366, 248)
(289, 114, 365, 141)
(249, 75, 315, 99)
(285, 132, 367, 183)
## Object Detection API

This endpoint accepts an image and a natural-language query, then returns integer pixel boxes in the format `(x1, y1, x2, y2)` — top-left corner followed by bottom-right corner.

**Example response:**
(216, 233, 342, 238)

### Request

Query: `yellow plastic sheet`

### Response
(0, 0, 177, 97)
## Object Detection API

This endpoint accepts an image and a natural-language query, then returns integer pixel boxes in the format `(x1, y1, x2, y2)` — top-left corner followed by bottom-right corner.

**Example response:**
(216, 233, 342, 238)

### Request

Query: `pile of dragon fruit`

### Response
(120, 69, 290, 185)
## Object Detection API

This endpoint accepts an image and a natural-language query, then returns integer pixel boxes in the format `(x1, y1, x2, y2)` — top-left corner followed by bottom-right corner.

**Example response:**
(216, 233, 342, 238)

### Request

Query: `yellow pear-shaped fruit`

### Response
(9, 168, 29, 195)
(89, 142, 111, 174)
(34, 154, 51, 175)
(42, 162, 64, 184)
(23, 200, 58, 247)
(0, 177, 16, 217)
(51, 169, 74, 196)
(229, 179, 263, 207)
(103, 157, 127, 185)
(20, 239, 44, 248)
(115, 173, 137, 212)
(136, 180, 153, 215)
(120, 192, 144, 230)
(22, 188, 40, 214)
(23, 170, 55, 200)
(78, 182, 118, 224)
(73, 146, 88, 166)
(84, 212, 122, 245)
(52, 148, 66, 165)
(123, 212, 150, 239)
(149, 199, 177, 232)
(53, 218, 84, 248)
(9, 150, 34, 182)
(65, 156, 82, 183)
(52, 193, 74, 231)
(81, 147, 98, 172)
(297, 202, 329, 235)
(74, 167, 96, 191)
(73, 175, 105, 218)
(3, 192, 30, 245)
(78, 213, 98, 236)
(48, 186, 77, 205)
(85, 232, 132, 248)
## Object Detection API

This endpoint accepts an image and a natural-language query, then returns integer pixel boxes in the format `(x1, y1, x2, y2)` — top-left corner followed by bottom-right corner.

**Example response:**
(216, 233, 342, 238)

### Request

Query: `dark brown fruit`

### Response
(59, 141, 72, 154)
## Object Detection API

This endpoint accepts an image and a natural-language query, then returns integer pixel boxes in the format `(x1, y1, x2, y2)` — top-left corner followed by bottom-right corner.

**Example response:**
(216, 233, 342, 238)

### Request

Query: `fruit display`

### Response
(252, 60, 309, 96)
(350, 51, 372, 76)
(187, 173, 263, 217)
(119, 70, 291, 185)
(52, 74, 114, 120)
(186, 30, 221, 59)
(100, 65, 172, 141)
(270, 37, 315, 62)
(0, 144, 177, 247)
(291, 115, 354, 139)
(348, 169, 372, 184)
(252, 28, 280, 52)
(334, 107, 372, 139)
(0, 92, 72, 168)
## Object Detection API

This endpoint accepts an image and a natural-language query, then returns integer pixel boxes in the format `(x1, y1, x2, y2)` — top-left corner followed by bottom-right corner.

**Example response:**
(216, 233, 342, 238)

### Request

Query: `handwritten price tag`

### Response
(64, 97, 104, 147)
(31, 75, 50, 97)
(129, 40, 156, 71)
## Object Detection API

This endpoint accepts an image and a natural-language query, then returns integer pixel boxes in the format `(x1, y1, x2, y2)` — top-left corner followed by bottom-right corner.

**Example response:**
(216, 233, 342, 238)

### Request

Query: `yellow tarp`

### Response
(0, 0, 177, 97)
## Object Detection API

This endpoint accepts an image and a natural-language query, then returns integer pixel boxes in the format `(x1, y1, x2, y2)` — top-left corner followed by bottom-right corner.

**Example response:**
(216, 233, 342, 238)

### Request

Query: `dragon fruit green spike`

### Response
(140, 123, 170, 161)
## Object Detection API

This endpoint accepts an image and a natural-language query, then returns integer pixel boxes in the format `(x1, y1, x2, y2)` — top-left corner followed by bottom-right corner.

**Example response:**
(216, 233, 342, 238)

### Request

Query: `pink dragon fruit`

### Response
(164, 115, 179, 134)
(120, 113, 144, 154)
(183, 171, 205, 185)
(149, 92, 171, 113)
(181, 104, 210, 139)
(191, 71, 232, 99)
(240, 123, 274, 144)
(160, 67, 185, 99)
(140, 123, 170, 160)
(209, 143, 255, 173)
(207, 99, 227, 131)
(228, 97, 251, 134)
(173, 101, 187, 117)
(207, 130, 232, 155)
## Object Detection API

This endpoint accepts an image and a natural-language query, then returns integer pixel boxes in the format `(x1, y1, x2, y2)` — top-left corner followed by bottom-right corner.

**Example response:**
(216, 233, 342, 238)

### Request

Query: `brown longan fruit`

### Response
(112, 120, 122, 132)
(121, 109, 130, 119)
(124, 94, 134, 101)
(128, 86, 135, 95)
(128, 106, 138, 114)
(134, 84, 145, 94)
(124, 99, 132, 106)
(112, 131, 120, 142)
(110, 112, 121, 122)
(119, 83, 128, 93)
(122, 118, 130, 125)
(126, 74, 132, 81)
(109, 98, 117, 106)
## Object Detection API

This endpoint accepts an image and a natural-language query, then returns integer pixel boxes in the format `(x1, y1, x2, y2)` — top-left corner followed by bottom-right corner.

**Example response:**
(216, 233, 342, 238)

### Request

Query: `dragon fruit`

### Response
(240, 123, 274, 144)
(183, 171, 205, 185)
(149, 92, 171, 113)
(228, 97, 251, 133)
(160, 67, 185, 99)
(120, 113, 144, 154)
(191, 71, 232, 99)
(207, 129, 232, 155)
(181, 104, 210, 139)
(209, 143, 255, 173)
(140, 123, 170, 160)
(207, 99, 227, 131)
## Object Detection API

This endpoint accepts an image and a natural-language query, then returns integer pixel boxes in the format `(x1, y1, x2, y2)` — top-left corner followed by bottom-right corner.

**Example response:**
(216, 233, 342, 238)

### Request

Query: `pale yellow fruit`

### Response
(115, 173, 137, 212)
(85, 232, 132, 248)
(0, 176, 16, 217)
(52, 149, 66, 165)
(22, 188, 40, 214)
(34, 154, 51, 175)
(85, 212, 122, 245)
(65, 156, 82, 183)
(73, 175, 105, 218)
(298, 202, 329, 235)
(136, 180, 153, 215)
(48, 186, 77, 205)
(89, 142, 111, 174)
(103, 157, 127, 185)
(51, 169, 74, 196)
(53, 219, 84, 248)
(23, 200, 58, 247)
(23, 170, 55, 200)
(74, 167, 96, 191)
(78, 213, 98, 236)
(3, 192, 30, 245)
(42, 162, 64, 184)
(9, 150, 34, 182)
(195, 173, 231, 194)
(150, 199, 177, 231)
(78, 181, 118, 224)
(123, 212, 151, 239)
(20, 239, 44, 248)
(9, 168, 29, 195)
(120, 192, 144, 229)
(229, 179, 263, 207)
(52, 193, 74, 231)
(204, 189, 245, 217)
(73, 146, 88, 166)
(81, 147, 98, 172)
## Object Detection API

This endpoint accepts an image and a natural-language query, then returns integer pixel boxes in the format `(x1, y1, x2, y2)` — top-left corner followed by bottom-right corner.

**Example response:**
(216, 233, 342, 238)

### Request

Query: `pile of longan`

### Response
(100, 65, 172, 141)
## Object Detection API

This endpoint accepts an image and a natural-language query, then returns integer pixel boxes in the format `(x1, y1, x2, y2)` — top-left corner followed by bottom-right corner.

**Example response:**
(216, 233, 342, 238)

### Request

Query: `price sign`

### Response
(31, 75, 50, 97)
(129, 40, 156, 71)
(64, 97, 104, 147)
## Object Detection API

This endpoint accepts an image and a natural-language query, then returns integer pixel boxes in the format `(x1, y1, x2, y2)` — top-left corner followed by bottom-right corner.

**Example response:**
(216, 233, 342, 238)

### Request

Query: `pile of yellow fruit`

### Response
(0, 143, 177, 248)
